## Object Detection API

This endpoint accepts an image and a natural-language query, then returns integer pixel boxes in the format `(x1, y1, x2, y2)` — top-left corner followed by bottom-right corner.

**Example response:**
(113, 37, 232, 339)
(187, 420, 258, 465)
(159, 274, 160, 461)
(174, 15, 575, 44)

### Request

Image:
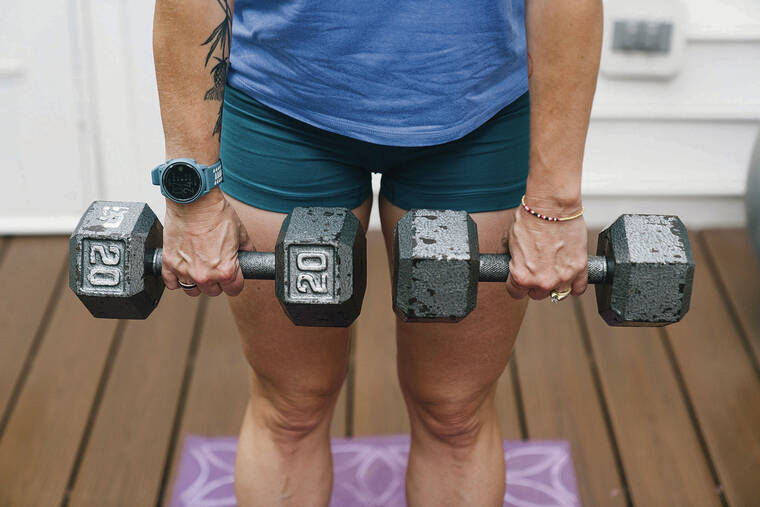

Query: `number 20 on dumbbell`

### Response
(70, 201, 366, 327)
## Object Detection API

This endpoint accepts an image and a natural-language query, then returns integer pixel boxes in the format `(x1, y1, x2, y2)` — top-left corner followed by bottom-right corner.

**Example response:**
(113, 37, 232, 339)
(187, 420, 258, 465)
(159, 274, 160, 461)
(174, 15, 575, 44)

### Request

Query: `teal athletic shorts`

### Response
(219, 84, 530, 214)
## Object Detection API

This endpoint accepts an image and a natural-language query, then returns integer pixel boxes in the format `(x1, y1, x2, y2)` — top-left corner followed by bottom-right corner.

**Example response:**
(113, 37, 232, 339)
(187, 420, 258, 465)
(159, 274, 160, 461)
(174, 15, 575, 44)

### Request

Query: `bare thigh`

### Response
(379, 197, 528, 415)
(224, 192, 372, 406)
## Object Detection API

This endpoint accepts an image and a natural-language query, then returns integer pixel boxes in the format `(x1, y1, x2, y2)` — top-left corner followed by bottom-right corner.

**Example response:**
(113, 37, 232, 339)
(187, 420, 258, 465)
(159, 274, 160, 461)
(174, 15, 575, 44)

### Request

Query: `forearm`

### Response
(153, 0, 233, 173)
(524, 0, 603, 209)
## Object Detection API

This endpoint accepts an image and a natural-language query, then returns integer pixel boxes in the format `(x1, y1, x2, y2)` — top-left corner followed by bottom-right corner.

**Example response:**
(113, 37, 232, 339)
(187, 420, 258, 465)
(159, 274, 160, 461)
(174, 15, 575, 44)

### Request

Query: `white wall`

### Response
(1, 0, 758, 234)
(0, 0, 100, 233)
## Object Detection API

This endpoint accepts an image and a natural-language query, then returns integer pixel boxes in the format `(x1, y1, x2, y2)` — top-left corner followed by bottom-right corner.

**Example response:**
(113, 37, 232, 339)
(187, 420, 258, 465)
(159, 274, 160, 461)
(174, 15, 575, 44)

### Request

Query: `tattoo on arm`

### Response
(202, 0, 232, 136)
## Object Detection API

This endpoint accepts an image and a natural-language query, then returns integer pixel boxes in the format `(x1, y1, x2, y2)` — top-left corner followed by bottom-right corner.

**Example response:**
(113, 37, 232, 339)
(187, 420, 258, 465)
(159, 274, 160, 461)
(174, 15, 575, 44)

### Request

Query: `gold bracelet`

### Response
(520, 195, 584, 222)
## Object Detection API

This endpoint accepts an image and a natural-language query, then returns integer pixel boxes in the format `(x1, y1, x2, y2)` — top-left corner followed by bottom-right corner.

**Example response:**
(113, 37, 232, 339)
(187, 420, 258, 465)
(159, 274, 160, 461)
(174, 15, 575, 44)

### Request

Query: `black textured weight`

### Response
(393, 209, 480, 321)
(393, 209, 694, 327)
(69, 201, 164, 319)
(596, 214, 694, 326)
(276, 207, 366, 327)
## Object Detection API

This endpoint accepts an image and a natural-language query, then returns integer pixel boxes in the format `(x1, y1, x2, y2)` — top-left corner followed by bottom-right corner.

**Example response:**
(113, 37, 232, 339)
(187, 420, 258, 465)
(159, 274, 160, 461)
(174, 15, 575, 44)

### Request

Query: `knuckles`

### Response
(161, 252, 181, 271)
(217, 266, 238, 284)
(511, 268, 555, 292)
(534, 277, 556, 292)
(189, 271, 211, 286)
(188, 264, 239, 287)
(509, 268, 530, 288)
(511, 268, 587, 292)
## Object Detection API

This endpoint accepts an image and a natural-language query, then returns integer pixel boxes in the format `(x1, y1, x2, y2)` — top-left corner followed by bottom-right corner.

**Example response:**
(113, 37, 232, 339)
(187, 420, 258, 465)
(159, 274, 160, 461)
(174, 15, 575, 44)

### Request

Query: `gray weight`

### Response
(70, 201, 366, 326)
(276, 207, 366, 327)
(392, 210, 479, 321)
(69, 201, 164, 319)
(595, 214, 693, 326)
(746, 132, 760, 261)
(393, 209, 694, 327)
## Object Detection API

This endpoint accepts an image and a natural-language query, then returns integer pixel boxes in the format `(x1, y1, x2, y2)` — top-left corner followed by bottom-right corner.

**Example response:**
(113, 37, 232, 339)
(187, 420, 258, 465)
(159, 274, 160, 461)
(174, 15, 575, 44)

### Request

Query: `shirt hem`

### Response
(226, 75, 530, 147)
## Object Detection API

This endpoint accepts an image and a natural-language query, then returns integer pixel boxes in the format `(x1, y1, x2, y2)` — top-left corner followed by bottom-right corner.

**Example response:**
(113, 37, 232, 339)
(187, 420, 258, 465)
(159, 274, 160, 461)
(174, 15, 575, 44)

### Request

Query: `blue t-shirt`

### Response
(228, 0, 528, 147)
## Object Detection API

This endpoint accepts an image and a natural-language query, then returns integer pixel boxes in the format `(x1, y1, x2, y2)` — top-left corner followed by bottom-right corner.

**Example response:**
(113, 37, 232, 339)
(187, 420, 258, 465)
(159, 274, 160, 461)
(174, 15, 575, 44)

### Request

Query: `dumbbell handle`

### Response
(146, 249, 276, 279)
(479, 254, 612, 284)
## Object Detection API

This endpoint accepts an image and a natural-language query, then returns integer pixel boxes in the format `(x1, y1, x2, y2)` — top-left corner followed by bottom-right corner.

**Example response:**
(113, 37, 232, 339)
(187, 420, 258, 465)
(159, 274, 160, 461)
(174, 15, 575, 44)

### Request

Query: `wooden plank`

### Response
(514, 298, 626, 505)
(579, 291, 721, 505)
(352, 231, 409, 435)
(579, 232, 721, 505)
(0, 288, 119, 506)
(159, 296, 252, 505)
(495, 360, 524, 441)
(701, 229, 760, 365)
(0, 237, 68, 420)
(67, 291, 201, 506)
(663, 234, 760, 506)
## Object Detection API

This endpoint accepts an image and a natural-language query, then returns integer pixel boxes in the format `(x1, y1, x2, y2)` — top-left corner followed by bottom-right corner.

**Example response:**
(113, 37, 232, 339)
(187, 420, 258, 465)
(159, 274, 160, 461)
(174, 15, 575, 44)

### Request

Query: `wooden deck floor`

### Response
(0, 229, 759, 506)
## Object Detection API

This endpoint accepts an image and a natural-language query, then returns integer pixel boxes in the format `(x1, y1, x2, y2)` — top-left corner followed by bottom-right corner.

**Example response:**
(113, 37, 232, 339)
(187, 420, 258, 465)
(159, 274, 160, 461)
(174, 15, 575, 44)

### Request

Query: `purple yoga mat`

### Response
(170, 435, 579, 506)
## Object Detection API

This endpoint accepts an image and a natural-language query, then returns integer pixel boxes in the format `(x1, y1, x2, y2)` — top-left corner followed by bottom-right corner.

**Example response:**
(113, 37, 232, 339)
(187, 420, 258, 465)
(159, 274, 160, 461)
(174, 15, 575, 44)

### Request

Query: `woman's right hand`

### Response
(161, 188, 254, 297)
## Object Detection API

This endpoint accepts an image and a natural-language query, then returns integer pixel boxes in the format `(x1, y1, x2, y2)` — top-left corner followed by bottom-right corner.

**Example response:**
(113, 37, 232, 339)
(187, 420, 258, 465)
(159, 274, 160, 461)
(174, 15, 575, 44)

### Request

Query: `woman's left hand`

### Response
(505, 198, 588, 301)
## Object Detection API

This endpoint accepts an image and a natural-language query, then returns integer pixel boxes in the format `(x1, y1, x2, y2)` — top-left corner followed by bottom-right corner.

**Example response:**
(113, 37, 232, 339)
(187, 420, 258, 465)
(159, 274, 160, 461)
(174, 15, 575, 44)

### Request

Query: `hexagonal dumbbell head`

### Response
(595, 214, 694, 326)
(276, 207, 367, 327)
(393, 209, 479, 322)
(70, 201, 164, 319)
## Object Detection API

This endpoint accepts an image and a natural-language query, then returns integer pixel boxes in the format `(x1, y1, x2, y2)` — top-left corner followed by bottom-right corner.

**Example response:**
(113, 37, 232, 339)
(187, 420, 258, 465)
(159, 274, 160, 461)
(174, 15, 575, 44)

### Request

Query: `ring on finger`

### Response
(178, 280, 198, 290)
(550, 287, 572, 303)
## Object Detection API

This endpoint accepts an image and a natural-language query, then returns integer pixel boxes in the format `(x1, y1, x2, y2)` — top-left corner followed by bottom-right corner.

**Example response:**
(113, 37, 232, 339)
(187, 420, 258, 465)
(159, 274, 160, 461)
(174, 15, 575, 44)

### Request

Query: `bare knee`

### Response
(255, 372, 345, 448)
(266, 393, 336, 441)
(417, 403, 484, 449)
(402, 381, 495, 449)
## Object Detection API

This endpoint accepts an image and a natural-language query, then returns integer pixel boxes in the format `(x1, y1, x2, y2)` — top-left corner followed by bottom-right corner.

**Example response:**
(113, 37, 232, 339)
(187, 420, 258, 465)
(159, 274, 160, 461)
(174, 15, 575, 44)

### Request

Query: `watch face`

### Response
(162, 162, 202, 202)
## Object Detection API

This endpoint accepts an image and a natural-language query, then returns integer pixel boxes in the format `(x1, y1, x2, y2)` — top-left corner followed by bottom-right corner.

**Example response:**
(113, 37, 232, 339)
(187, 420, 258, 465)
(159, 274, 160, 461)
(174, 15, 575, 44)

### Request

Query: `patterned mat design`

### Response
(170, 435, 579, 506)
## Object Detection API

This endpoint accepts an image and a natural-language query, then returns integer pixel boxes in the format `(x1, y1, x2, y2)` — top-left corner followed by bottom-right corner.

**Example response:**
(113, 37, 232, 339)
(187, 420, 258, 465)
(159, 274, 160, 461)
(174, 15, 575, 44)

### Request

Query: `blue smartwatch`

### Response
(151, 158, 223, 204)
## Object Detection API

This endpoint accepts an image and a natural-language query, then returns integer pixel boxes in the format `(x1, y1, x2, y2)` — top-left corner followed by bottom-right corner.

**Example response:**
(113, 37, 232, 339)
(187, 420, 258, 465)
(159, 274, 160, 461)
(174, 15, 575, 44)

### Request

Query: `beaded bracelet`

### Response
(521, 195, 584, 222)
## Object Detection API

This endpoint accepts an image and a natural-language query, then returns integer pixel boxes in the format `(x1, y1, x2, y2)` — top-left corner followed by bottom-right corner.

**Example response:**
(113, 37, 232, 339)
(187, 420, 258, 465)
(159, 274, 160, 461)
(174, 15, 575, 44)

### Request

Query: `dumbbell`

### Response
(70, 201, 366, 327)
(393, 209, 695, 327)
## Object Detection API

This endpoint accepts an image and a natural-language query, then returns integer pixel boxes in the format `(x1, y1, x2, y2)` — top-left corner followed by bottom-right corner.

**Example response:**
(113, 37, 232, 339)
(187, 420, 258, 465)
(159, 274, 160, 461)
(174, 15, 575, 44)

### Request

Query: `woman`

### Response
(153, 0, 601, 504)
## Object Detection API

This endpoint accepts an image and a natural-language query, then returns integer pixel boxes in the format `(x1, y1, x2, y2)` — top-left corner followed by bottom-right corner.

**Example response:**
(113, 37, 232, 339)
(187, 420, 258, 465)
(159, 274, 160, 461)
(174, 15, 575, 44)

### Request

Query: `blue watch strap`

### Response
(206, 160, 224, 191)
(151, 164, 163, 186)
